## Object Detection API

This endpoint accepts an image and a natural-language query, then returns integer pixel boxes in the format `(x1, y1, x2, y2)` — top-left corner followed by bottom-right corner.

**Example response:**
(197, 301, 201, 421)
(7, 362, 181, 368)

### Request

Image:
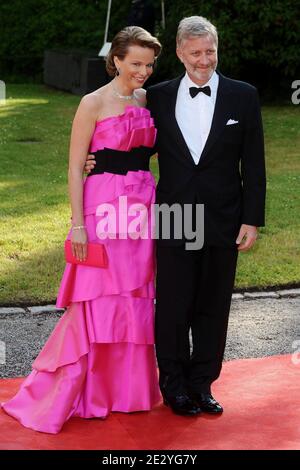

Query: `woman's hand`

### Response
(71, 227, 88, 261)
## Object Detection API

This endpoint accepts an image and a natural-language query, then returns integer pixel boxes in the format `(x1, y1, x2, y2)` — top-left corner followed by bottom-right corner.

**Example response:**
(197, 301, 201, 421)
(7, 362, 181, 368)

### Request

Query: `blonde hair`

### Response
(106, 26, 162, 77)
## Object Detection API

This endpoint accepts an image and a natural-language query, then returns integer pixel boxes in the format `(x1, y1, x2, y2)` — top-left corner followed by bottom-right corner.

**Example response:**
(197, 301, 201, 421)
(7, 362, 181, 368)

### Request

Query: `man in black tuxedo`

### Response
(145, 16, 266, 416)
(85, 16, 266, 416)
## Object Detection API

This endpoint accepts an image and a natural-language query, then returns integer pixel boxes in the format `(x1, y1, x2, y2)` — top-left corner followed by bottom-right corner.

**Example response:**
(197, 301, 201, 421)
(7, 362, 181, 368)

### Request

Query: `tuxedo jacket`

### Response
(146, 72, 266, 247)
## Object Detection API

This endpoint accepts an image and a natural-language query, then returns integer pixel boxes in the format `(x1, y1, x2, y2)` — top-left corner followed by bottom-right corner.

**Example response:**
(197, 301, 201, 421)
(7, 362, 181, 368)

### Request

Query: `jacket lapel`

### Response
(197, 73, 233, 167)
(159, 72, 234, 168)
(161, 75, 196, 167)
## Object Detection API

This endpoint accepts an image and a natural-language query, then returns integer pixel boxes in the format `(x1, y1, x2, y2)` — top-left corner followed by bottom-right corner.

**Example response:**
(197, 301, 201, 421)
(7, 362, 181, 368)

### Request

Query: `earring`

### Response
(115, 68, 120, 76)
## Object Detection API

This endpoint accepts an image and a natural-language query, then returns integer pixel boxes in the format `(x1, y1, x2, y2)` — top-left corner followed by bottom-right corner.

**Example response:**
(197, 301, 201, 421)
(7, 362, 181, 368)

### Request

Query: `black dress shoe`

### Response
(163, 394, 202, 416)
(193, 393, 223, 414)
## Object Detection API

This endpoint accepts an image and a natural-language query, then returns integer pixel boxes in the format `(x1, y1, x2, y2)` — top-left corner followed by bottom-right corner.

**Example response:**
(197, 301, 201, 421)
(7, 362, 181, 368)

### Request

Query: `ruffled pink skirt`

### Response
(2, 171, 160, 434)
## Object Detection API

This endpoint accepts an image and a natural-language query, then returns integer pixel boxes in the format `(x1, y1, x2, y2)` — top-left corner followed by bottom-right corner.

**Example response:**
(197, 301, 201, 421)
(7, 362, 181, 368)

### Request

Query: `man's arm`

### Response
(241, 87, 266, 226)
(236, 87, 266, 251)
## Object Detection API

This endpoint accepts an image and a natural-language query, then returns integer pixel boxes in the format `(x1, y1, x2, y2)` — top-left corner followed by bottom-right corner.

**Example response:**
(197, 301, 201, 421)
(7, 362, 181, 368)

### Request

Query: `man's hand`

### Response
(84, 154, 96, 174)
(236, 224, 258, 251)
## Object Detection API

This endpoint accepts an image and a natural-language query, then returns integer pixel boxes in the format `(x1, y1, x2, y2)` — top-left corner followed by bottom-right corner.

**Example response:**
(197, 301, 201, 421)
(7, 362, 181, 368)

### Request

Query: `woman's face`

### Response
(114, 45, 155, 89)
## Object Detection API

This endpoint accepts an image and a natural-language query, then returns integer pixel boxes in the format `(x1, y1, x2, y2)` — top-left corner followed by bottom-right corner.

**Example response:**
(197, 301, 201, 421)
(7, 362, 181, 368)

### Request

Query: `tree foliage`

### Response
(0, 0, 299, 96)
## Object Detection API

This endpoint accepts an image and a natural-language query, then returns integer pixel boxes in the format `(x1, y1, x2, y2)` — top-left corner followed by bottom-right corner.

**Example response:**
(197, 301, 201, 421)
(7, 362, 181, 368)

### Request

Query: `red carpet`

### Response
(1, 354, 299, 450)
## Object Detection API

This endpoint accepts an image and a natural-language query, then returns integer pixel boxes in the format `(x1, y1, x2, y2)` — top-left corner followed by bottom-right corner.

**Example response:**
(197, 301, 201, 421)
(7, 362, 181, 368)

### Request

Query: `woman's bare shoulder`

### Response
(76, 86, 110, 120)
(80, 86, 107, 110)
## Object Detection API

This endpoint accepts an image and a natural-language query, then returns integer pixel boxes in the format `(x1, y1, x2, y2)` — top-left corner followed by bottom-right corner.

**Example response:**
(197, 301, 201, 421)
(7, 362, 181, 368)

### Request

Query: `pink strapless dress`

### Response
(2, 105, 161, 434)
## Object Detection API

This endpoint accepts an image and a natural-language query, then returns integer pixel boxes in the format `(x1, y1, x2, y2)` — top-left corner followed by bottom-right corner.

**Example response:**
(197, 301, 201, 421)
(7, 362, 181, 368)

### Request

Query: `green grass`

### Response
(0, 84, 300, 305)
(235, 105, 300, 289)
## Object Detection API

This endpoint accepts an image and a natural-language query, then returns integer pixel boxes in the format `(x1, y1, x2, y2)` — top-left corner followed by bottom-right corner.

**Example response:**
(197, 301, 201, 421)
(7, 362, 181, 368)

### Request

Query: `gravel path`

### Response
(0, 296, 299, 378)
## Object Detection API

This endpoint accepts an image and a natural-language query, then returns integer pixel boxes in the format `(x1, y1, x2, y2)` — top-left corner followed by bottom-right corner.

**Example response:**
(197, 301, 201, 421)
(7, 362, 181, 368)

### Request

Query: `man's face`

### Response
(176, 34, 218, 86)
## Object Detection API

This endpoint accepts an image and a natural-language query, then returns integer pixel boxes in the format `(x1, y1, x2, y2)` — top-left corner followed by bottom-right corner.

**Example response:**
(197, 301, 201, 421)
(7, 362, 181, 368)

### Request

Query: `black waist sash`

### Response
(88, 146, 154, 176)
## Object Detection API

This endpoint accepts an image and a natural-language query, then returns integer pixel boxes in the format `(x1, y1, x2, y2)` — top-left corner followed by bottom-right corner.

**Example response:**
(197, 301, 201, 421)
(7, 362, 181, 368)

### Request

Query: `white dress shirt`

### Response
(175, 71, 219, 164)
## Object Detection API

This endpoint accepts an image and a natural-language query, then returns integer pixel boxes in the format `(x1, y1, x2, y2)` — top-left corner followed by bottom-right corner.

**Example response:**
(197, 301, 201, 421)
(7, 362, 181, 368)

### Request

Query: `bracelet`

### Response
(72, 225, 86, 230)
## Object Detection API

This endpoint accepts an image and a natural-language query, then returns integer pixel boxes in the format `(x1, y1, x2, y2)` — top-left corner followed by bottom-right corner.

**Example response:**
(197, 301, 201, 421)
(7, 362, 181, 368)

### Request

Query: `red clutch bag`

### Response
(64, 240, 108, 268)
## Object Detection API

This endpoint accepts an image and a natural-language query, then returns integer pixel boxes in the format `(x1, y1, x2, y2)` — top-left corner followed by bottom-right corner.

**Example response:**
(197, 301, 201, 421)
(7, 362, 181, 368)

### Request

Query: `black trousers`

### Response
(155, 244, 238, 397)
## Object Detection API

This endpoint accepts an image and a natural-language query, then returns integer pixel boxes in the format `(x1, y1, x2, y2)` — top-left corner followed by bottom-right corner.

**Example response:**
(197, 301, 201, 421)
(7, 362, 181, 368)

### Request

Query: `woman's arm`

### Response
(68, 94, 98, 261)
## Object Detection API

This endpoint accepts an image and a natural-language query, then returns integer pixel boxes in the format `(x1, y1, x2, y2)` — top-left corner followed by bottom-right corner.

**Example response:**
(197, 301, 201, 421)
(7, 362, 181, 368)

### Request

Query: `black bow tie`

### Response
(189, 86, 211, 98)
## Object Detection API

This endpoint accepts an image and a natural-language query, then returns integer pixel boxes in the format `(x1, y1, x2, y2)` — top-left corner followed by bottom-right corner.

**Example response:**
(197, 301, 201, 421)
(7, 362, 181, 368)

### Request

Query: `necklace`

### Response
(111, 82, 135, 101)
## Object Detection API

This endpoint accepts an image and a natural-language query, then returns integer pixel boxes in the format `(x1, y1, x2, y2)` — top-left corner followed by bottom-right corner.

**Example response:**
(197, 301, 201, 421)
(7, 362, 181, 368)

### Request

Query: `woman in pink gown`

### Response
(2, 27, 162, 434)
